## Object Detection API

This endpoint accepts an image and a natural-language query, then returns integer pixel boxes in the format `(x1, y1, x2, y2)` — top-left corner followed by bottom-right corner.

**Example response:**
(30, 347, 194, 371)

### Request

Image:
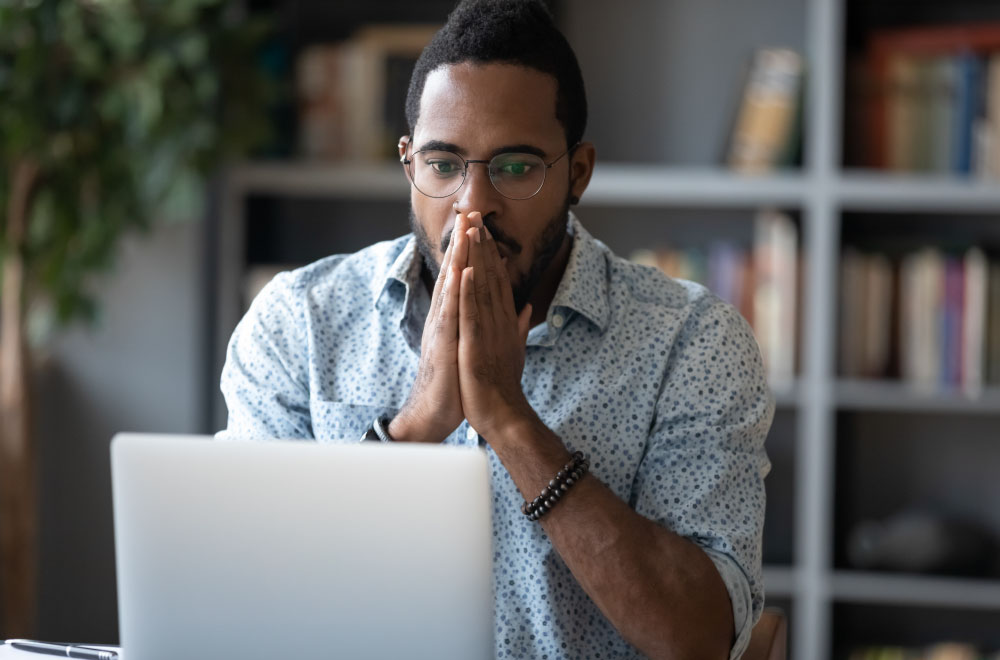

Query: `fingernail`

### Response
(483, 226, 493, 240)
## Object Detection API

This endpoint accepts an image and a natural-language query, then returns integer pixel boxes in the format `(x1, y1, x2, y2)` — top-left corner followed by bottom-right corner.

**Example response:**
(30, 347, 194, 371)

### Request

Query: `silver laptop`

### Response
(110, 433, 494, 660)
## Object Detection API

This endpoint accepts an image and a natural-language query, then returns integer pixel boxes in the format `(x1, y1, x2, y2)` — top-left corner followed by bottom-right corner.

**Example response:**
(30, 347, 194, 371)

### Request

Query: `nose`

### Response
(453, 161, 503, 217)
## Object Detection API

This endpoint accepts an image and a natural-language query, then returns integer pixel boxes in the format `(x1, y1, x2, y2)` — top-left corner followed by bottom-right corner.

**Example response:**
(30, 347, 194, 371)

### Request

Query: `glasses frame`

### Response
(400, 140, 580, 200)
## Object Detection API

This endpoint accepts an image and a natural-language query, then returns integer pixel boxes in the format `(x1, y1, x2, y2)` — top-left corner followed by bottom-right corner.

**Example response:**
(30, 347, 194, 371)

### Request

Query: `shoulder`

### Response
(257, 234, 413, 311)
(605, 250, 724, 319)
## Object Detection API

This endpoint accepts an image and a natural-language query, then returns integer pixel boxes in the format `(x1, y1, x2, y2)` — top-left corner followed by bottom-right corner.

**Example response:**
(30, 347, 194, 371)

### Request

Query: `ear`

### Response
(568, 142, 596, 205)
(398, 135, 411, 163)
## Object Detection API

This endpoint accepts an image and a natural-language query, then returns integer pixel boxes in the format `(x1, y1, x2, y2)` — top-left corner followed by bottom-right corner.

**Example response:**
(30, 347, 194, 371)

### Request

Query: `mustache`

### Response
(440, 214, 523, 256)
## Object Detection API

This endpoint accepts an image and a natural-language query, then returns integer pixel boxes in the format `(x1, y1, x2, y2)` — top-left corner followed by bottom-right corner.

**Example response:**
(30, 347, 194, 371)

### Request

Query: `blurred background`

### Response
(2, 1, 1000, 659)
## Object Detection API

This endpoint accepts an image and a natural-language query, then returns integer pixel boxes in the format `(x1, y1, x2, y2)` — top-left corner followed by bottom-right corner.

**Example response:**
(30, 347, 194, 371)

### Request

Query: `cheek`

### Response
(412, 195, 450, 252)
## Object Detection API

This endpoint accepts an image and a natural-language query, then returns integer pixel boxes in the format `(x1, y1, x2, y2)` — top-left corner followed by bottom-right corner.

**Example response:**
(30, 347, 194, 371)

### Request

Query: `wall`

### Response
(33, 219, 204, 642)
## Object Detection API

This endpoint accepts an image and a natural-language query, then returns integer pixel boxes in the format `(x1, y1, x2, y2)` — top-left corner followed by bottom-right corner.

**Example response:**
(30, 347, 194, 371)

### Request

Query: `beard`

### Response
(410, 195, 571, 312)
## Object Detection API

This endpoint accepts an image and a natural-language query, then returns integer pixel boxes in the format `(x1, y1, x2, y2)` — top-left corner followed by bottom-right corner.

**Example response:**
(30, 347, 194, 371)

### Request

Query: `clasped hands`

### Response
(389, 211, 536, 444)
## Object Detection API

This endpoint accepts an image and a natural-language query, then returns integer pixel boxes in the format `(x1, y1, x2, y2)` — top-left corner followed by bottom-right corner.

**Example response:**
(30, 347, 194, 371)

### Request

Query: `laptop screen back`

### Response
(111, 434, 494, 660)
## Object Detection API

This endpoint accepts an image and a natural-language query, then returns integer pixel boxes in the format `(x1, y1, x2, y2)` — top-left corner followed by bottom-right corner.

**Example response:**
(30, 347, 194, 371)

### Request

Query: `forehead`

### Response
(414, 62, 563, 153)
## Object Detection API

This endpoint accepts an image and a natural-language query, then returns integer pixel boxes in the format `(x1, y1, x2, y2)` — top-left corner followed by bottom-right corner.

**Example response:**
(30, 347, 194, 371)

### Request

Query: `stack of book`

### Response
(296, 24, 439, 162)
(855, 23, 1000, 177)
(630, 210, 799, 389)
(839, 245, 1000, 395)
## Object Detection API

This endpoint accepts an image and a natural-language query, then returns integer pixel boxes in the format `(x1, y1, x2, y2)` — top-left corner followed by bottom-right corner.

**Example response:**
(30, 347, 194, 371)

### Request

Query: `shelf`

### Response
(226, 161, 409, 199)
(582, 165, 808, 207)
(225, 160, 810, 207)
(763, 565, 797, 598)
(772, 383, 803, 409)
(835, 380, 1000, 415)
(832, 571, 1000, 610)
(837, 171, 1000, 213)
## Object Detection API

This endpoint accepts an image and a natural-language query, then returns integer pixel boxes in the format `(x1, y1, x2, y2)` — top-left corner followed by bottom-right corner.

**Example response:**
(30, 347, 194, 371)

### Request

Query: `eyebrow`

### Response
(415, 140, 548, 159)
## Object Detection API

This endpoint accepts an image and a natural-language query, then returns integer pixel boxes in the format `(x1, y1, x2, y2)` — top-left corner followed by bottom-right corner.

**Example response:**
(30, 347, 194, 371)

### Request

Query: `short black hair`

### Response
(405, 0, 587, 148)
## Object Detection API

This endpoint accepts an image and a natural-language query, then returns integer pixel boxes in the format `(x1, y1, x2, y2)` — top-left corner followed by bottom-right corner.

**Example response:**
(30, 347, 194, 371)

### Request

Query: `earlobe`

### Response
(568, 142, 596, 205)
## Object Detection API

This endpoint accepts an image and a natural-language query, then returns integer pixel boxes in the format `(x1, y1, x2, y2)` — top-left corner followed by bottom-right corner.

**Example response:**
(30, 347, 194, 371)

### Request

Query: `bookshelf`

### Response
(206, 1, 1000, 658)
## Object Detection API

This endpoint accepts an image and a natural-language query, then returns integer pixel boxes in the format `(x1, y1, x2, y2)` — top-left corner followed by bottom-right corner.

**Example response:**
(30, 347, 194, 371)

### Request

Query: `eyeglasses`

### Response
(400, 141, 578, 200)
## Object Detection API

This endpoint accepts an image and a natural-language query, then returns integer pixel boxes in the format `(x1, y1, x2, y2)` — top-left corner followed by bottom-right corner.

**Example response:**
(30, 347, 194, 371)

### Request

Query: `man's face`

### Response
(403, 62, 576, 310)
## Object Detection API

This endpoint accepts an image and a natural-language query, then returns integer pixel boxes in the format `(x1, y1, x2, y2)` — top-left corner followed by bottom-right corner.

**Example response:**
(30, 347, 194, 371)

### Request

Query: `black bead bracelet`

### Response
(521, 451, 590, 521)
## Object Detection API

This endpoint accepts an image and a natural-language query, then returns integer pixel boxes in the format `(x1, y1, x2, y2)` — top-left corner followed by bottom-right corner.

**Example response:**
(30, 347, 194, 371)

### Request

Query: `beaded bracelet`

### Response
(521, 451, 590, 521)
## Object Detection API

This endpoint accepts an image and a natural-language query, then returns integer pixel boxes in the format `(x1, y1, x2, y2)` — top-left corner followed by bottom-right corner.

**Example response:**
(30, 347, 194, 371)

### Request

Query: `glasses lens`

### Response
(489, 153, 546, 200)
(409, 150, 466, 198)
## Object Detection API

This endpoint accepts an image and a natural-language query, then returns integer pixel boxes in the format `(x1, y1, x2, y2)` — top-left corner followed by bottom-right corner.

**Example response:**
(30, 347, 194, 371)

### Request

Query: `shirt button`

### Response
(551, 314, 565, 328)
(466, 426, 478, 441)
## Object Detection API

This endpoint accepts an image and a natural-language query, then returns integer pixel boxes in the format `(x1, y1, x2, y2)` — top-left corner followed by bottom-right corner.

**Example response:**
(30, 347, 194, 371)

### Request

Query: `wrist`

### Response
(481, 403, 543, 448)
(388, 406, 449, 443)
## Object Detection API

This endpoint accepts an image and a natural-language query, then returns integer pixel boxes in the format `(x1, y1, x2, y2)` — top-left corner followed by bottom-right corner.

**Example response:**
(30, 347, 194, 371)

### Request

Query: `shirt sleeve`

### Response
(217, 271, 315, 441)
(630, 295, 774, 659)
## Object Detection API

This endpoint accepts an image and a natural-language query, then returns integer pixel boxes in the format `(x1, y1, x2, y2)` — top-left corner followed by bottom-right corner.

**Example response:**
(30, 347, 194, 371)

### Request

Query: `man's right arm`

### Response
(217, 271, 314, 440)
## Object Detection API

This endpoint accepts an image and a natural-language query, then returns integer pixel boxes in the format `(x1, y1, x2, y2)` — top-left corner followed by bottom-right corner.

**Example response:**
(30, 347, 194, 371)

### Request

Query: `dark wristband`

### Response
(521, 451, 589, 521)
(361, 415, 393, 443)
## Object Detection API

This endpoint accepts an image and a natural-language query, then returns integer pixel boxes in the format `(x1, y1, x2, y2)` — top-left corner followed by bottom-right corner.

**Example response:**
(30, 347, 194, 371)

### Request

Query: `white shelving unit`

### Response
(209, 1, 1000, 657)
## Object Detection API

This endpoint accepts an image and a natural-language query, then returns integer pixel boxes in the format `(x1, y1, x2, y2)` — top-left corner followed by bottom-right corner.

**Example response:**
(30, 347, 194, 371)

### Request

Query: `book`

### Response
(726, 49, 804, 174)
(865, 22, 1000, 173)
(863, 252, 893, 378)
(953, 52, 985, 175)
(753, 209, 798, 388)
(297, 43, 348, 160)
(295, 24, 439, 161)
(899, 248, 945, 390)
(886, 53, 926, 171)
(961, 247, 988, 396)
(839, 250, 893, 379)
(927, 56, 959, 174)
(988, 260, 1000, 385)
(942, 256, 965, 388)
(839, 247, 866, 378)
(986, 53, 1000, 179)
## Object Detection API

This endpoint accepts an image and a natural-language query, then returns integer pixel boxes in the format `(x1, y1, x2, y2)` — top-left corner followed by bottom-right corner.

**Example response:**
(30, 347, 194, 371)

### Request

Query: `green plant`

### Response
(0, 0, 274, 635)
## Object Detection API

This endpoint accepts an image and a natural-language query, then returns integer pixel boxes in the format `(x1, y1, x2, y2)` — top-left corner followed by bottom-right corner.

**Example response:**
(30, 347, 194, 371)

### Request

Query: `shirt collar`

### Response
(370, 212, 611, 333)
(548, 212, 611, 333)
(371, 235, 422, 309)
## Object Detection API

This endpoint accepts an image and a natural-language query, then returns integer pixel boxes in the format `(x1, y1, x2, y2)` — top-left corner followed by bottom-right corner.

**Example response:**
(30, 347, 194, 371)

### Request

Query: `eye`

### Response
(498, 160, 533, 176)
(428, 159, 461, 175)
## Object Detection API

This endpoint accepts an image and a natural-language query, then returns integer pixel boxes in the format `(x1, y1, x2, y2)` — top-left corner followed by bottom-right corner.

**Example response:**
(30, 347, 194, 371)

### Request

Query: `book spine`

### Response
(988, 261, 1000, 384)
(961, 247, 987, 397)
(727, 49, 804, 173)
(942, 256, 965, 388)
(953, 52, 983, 174)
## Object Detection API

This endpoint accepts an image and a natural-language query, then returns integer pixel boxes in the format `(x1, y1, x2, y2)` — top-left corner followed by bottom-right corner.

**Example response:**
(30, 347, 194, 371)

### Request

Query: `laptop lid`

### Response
(110, 433, 494, 660)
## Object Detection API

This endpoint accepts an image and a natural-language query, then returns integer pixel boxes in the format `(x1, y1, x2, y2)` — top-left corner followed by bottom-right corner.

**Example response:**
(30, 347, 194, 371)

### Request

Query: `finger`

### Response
(467, 210, 484, 229)
(459, 266, 481, 343)
(433, 262, 460, 352)
(482, 226, 516, 324)
(428, 219, 460, 321)
(479, 225, 507, 324)
(517, 302, 533, 347)
(451, 212, 470, 277)
(466, 226, 492, 311)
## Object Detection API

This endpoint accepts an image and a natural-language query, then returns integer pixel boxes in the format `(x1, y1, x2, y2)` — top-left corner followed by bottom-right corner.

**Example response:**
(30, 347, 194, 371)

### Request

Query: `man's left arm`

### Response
(457, 228, 773, 659)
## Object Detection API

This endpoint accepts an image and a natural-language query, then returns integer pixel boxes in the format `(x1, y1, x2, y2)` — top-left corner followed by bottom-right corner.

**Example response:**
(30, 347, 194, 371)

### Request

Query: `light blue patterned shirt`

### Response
(219, 214, 773, 659)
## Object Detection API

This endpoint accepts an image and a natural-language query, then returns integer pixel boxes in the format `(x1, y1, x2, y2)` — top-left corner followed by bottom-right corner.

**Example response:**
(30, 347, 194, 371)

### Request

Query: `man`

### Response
(219, 0, 773, 658)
